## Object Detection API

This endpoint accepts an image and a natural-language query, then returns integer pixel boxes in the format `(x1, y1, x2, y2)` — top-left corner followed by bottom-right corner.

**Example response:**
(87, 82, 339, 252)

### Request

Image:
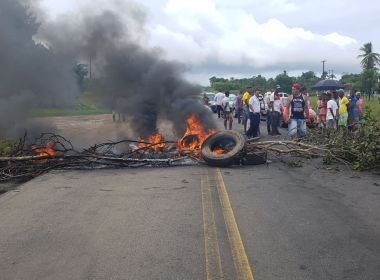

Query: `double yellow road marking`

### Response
(201, 168, 254, 280)
(201, 172, 224, 279)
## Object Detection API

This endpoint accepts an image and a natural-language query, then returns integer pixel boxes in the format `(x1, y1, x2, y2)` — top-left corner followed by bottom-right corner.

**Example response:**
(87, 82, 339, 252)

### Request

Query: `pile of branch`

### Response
(246, 109, 380, 171)
(0, 133, 198, 182)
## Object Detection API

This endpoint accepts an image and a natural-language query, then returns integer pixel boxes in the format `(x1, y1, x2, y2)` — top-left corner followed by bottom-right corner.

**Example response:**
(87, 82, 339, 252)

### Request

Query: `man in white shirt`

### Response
(214, 90, 225, 118)
(221, 91, 233, 130)
(326, 92, 338, 129)
(264, 90, 273, 135)
(247, 89, 261, 138)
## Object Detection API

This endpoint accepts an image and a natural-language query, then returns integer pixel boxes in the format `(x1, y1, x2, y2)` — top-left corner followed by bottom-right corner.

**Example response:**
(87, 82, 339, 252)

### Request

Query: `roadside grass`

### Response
(33, 92, 110, 117)
(0, 140, 17, 156)
(309, 96, 380, 120)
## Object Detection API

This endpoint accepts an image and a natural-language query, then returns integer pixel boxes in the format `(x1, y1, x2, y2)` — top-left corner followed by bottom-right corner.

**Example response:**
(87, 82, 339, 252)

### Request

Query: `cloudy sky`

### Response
(40, 0, 379, 85)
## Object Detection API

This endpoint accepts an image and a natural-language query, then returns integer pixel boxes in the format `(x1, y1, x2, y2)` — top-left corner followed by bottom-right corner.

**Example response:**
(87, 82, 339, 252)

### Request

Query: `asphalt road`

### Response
(0, 114, 380, 279)
(1, 163, 379, 280)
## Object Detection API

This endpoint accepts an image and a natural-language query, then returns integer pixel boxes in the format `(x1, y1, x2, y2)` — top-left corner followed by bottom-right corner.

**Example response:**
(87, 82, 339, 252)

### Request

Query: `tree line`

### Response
(208, 42, 380, 99)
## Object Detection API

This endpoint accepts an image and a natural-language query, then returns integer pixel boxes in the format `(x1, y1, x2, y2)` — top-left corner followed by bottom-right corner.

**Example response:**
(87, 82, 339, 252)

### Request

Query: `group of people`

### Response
(212, 83, 363, 139)
(214, 87, 276, 138)
(317, 89, 363, 130)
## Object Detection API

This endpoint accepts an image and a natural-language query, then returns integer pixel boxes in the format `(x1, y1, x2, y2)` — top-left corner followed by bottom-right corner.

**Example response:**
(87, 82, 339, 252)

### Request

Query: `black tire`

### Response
(201, 130, 246, 167)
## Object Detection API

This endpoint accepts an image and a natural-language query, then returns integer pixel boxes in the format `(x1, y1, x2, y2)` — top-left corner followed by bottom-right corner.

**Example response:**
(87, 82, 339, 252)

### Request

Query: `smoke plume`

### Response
(0, 0, 215, 141)
(0, 0, 79, 138)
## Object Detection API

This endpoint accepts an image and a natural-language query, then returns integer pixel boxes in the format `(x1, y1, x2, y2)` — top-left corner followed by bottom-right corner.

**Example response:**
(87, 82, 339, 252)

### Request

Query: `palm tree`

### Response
(357, 42, 380, 70)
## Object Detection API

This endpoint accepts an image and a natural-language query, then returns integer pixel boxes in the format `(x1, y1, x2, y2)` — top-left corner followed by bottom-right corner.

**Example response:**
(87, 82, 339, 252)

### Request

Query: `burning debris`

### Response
(0, 115, 217, 182)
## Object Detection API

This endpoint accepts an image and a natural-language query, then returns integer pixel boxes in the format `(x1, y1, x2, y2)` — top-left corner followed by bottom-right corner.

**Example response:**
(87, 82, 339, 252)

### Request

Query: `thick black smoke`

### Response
(1, 0, 215, 140)
(39, 3, 216, 137)
(0, 0, 79, 138)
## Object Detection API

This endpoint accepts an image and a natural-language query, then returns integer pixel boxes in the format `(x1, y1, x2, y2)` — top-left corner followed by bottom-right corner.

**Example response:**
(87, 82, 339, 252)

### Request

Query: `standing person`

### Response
(326, 92, 338, 129)
(286, 83, 309, 139)
(242, 87, 251, 135)
(214, 90, 225, 119)
(332, 90, 340, 127)
(348, 90, 358, 130)
(265, 89, 274, 135)
(355, 92, 364, 121)
(222, 91, 233, 130)
(338, 89, 349, 128)
(270, 89, 282, 135)
(235, 91, 244, 124)
(246, 89, 261, 138)
(318, 94, 327, 129)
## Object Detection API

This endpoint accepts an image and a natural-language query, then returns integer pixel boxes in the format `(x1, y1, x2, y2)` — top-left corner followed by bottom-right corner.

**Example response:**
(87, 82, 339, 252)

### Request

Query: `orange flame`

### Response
(138, 133, 167, 152)
(176, 114, 215, 152)
(212, 147, 225, 155)
(32, 142, 58, 156)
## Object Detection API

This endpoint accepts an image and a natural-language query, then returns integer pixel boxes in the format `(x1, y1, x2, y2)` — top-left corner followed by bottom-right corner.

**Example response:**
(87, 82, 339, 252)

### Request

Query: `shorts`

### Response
(326, 119, 336, 129)
(338, 113, 348, 126)
(242, 107, 249, 122)
(288, 118, 306, 137)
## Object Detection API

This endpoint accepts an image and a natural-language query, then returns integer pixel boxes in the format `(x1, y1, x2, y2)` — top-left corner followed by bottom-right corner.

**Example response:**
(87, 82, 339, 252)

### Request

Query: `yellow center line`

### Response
(201, 171, 224, 280)
(215, 168, 254, 280)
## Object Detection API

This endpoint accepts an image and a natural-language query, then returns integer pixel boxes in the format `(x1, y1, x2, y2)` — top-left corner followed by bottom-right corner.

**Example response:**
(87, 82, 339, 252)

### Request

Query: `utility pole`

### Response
(321, 60, 326, 79)
(89, 55, 92, 81)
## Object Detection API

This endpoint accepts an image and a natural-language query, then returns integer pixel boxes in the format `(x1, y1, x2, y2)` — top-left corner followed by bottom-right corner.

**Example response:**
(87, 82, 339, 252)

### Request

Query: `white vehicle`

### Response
(278, 92, 288, 107)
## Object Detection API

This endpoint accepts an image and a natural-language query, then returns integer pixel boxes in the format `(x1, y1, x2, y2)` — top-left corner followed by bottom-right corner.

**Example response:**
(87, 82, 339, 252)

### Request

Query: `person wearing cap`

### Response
(338, 89, 349, 128)
(286, 83, 309, 139)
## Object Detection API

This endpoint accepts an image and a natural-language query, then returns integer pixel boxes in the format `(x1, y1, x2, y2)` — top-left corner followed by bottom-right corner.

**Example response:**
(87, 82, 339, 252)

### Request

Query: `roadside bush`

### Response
(0, 140, 18, 156)
(306, 109, 380, 171)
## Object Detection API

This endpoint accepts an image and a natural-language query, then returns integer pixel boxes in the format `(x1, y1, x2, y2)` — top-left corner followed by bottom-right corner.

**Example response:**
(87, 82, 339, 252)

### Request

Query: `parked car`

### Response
(208, 93, 236, 114)
(278, 92, 288, 108)
(203, 92, 217, 113)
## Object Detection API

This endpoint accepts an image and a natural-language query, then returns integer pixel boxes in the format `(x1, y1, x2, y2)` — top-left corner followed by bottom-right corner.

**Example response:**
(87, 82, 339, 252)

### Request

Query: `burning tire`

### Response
(201, 130, 246, 167)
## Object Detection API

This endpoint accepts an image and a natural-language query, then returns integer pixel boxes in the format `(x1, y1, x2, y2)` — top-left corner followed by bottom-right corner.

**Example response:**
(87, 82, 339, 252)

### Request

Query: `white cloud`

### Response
(40, 0, 378, 84)
(150, 0, 359, 74)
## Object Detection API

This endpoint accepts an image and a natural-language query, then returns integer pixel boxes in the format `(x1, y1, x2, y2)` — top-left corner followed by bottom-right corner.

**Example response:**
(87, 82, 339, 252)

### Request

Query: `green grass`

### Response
(0, 140, 17, 156)
(33, 92, 110, 117)
(309, 96, 380, 120)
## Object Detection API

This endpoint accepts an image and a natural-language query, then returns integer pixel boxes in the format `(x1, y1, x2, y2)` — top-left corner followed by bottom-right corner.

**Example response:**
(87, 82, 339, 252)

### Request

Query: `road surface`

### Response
(0, 114, 379, 279)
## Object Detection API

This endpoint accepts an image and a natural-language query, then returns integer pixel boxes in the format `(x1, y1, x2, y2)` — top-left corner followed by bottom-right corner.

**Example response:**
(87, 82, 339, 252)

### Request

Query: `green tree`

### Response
(275, 71, 295, 93)
(296, 71, 319, 92)
(74, 63, 89, 89)
(361, 69, 379, 99)
(357, 42, 380, 99)
(357, 42, 380, 70)
(253, 75, 267, 90)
